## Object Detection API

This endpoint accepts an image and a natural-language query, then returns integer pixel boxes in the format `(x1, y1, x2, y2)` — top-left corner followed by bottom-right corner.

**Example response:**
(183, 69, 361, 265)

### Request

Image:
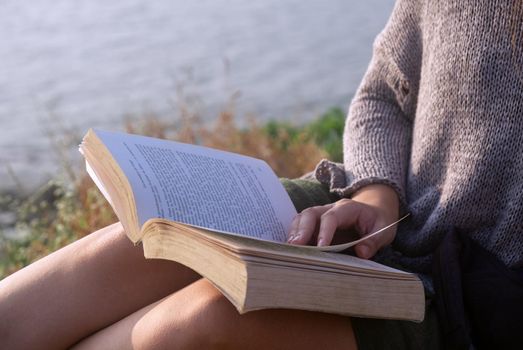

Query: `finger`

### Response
(287, 213, 301, 241)
(288, 205, 331, 245)
(316, 199, 375, 246)
(355, 221, 397, 259)
(316, 210, 338, 246)
(355, 238, 378, 259)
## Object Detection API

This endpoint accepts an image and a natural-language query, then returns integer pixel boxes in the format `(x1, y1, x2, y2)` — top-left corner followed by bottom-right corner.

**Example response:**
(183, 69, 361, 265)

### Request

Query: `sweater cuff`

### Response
(314, 159, 407, 211)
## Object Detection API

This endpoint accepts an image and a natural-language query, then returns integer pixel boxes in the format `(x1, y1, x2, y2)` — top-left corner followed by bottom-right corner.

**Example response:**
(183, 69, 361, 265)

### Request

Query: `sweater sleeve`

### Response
(341, 0, 422, 205)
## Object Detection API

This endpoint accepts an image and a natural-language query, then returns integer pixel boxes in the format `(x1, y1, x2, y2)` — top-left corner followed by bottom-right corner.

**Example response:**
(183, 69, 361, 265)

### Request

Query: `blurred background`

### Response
(0, 0, 394, 276)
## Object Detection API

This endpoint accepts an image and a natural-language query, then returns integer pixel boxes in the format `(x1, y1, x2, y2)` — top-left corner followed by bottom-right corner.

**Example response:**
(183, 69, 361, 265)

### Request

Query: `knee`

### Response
(191, 284, 239, 348)
(132, 279, 239, 349)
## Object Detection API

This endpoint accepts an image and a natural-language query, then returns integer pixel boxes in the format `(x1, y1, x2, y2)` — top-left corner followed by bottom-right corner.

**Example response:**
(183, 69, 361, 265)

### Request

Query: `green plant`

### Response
(306, 107, 345, 162)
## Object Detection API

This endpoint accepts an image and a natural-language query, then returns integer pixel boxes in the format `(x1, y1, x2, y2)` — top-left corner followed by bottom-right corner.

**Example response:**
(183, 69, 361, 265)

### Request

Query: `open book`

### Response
(80, 129, 425, 322)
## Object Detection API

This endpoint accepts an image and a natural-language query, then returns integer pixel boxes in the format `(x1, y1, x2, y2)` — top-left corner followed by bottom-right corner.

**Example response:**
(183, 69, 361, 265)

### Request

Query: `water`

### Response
(0, 0, 394, 192)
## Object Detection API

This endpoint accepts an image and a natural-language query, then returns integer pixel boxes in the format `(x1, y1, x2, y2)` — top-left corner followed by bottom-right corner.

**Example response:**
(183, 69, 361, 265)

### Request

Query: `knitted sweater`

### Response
(315, 0, 523, 278)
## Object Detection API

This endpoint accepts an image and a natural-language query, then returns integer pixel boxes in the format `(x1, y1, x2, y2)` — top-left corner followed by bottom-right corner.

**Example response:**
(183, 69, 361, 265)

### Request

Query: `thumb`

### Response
(355, 241, 378, 259)
(354, 223, 396, 259)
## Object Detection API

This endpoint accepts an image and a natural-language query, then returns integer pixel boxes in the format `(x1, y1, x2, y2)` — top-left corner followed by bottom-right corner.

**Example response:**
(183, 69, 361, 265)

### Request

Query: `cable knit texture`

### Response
(315, 0, 523, 276)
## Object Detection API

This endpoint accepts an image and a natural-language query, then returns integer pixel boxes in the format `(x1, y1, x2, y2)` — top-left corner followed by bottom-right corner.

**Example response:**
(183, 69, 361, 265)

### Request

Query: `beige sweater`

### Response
(316, 0, 523, 280)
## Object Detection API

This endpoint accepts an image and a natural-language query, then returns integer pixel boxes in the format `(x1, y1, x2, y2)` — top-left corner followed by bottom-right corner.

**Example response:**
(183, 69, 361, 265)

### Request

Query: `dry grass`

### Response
(126, 110, 327, 178)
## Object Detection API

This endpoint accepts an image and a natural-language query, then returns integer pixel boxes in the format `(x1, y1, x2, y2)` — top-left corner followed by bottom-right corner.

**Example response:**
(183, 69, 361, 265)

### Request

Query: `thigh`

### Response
(73, 278, 358, 350)
(0, 222, 200, 349)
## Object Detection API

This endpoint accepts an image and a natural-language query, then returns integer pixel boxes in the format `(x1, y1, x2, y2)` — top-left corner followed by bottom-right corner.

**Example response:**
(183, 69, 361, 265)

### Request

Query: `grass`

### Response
(0, 107, 345, 279)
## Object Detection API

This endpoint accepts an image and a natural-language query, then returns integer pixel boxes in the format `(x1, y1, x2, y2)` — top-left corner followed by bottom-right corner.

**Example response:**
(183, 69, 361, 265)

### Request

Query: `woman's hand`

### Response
(287, 184, 399, 259)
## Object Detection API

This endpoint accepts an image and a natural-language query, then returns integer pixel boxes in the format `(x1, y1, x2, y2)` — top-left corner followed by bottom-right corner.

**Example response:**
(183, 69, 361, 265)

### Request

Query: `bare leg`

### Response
(73, 278, 358, 350)
(0, 222, 200, 349)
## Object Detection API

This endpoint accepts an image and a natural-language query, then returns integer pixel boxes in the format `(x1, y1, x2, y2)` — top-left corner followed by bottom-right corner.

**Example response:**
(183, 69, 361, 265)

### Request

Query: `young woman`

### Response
(2, 0, 522, 348)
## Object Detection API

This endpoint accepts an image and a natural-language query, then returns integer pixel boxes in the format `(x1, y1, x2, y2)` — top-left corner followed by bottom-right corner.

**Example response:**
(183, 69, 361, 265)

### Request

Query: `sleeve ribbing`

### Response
(342, 0, 422, 205)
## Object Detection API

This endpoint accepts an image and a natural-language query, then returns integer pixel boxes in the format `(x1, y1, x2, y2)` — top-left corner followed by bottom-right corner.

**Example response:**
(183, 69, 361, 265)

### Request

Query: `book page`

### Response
(183, 224, 413, 276)
(93, 129, 297, 242)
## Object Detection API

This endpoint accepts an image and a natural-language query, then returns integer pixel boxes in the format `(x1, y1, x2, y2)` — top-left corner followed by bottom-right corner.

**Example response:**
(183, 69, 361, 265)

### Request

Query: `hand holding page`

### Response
(303, 213, 411, 252)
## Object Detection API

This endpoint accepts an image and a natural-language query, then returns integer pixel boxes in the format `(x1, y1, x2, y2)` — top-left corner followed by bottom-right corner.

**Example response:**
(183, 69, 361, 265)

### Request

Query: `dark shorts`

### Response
(281, 178, 442, 350)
